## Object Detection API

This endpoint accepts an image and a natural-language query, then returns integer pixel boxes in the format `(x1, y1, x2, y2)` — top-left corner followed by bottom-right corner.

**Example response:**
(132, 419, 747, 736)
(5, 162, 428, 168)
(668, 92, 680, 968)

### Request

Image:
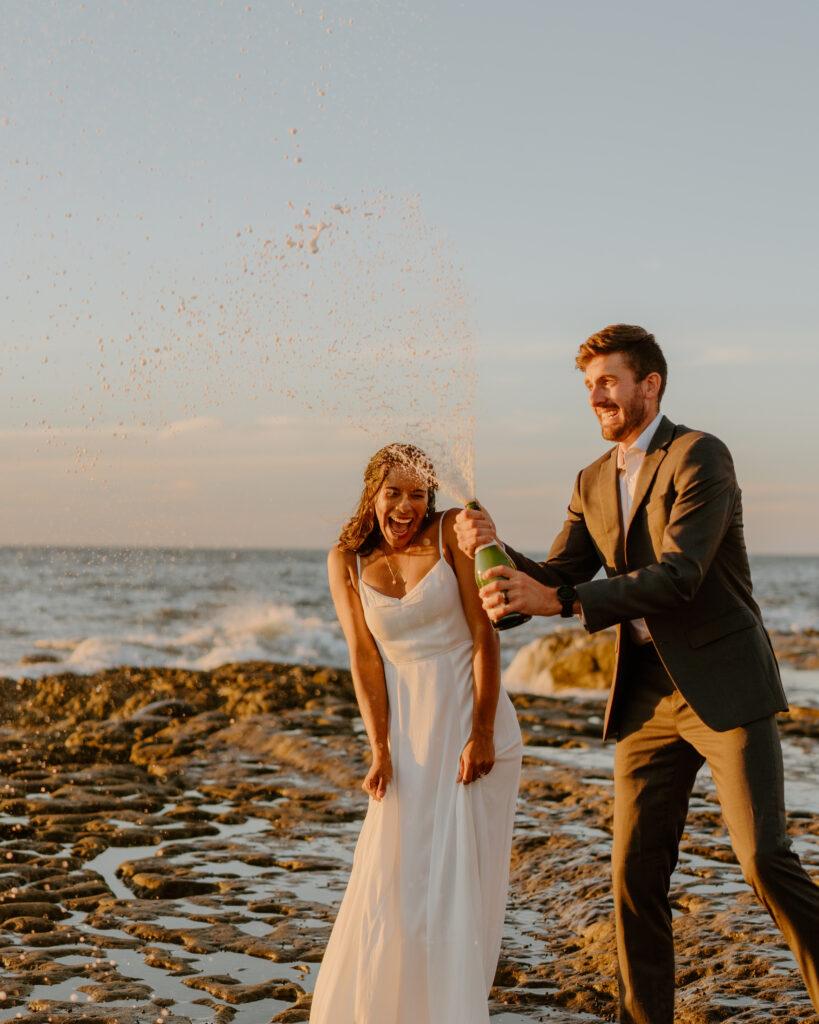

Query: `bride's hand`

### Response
(457, 733, 495, 785)
(362, 754, 392, 801)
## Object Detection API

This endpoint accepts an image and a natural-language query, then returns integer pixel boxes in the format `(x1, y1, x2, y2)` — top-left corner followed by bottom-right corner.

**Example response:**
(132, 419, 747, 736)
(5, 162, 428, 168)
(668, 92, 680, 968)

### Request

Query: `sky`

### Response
(2, 0, 818, 553)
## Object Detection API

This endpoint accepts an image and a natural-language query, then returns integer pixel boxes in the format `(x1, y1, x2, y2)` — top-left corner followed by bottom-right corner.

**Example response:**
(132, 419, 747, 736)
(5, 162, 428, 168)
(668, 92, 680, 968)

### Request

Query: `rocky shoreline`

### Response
(1, 636, 818, 1022)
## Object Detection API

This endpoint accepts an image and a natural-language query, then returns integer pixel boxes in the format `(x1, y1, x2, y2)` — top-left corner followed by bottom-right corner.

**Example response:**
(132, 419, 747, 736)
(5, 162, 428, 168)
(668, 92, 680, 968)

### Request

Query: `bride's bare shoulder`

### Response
(327, 543, 356, 574)
(438, 507, 461, 533)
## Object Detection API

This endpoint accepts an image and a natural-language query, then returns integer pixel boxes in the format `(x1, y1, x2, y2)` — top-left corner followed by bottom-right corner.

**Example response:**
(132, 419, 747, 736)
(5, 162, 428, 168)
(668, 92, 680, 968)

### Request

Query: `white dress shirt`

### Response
(617, 412, 663, 645)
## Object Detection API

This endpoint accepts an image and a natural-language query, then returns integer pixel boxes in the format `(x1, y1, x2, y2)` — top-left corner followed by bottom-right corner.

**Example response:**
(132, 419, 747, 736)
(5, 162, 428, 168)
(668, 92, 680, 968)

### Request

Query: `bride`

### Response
(310, 443, 522, 1024)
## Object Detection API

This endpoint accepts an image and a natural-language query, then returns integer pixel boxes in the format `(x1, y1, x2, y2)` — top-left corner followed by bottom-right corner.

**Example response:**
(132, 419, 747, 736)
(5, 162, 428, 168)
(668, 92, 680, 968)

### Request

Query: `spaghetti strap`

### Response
(355, 552, 362, 583)
(437, 512, 445, 556)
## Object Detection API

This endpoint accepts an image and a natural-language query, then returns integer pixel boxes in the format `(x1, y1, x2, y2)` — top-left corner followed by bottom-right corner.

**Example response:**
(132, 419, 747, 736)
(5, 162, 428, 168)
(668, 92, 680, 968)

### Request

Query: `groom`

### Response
(454, 324, 819, 1023)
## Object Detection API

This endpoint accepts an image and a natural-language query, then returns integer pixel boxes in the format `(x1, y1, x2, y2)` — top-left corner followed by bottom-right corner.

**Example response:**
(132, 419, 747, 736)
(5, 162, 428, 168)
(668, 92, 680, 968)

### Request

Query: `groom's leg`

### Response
(612, 650, 703, 1024)
(680, 708, 819, 1009)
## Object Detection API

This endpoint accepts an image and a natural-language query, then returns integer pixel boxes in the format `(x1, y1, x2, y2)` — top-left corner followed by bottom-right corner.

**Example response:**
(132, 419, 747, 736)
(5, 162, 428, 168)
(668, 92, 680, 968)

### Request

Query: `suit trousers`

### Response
(612, 643, 819, 1024)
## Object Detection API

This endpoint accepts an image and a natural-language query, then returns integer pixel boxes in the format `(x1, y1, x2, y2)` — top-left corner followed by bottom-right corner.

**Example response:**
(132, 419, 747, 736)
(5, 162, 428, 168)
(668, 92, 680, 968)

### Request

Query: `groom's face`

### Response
(584, 352, 659, 446)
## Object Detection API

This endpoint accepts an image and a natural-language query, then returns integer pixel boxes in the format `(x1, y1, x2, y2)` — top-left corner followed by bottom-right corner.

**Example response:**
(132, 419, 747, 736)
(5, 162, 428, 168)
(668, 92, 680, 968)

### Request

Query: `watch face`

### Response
(557, 585, 576, 617)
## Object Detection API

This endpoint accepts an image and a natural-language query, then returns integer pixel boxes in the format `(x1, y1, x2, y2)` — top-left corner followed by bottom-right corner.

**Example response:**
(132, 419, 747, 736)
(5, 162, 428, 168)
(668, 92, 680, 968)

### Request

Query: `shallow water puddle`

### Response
(0, 799, 326, 1022)
(86, 843, 167, 900)
(524, 743, 614, 777)
(0, 942, 216, 1022)
(492, 1012, 604, 1023)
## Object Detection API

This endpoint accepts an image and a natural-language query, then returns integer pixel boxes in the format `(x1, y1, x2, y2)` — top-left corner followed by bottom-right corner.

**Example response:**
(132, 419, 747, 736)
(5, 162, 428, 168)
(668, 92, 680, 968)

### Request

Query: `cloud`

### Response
(158, 417, 222, 440)
(0, 424, 146, 442)
(690, 346, 767, 367)
(0, 420, 222, 444)
(254, 415, 304, 429)
(476, 340, 565, 363)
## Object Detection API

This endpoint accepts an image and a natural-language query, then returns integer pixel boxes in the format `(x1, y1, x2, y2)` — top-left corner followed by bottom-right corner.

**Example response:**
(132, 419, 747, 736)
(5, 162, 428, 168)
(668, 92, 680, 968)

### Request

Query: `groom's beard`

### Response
(596, 393, 649, 443)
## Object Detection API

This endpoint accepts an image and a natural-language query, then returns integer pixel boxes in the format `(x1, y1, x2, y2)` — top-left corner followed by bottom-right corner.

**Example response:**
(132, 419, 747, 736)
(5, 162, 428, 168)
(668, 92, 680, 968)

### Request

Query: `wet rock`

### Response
(64, 721, 143, 763)
(104, 826, 164, 846)
(0, 915, 57, 933)
(14, 925, 135, 949)
(259, 922, 326, 962)
(123, 870, 220, 899)
(71, 835, 110, 860)
(504, 628, 616, 694)
(271, 999, 312, 1023)
(182, 973, 302, 1004)
(123, 920, 248, 954)
(21, 1007, 192, 1024)
(18, 653, 60, 665)
(0, 821, 33, 841)
(76, 980, 155, 1001)
(0, 659, 816, 1023)
(0, 901, 67, 923)
(505, 627, 819, 697)
(129, 698, 199, 721)
(0, 975, 30, 1006)
(189, 1001, 238, 1024)
(771, 629, 819, 669)
(142, 944, 199, 974)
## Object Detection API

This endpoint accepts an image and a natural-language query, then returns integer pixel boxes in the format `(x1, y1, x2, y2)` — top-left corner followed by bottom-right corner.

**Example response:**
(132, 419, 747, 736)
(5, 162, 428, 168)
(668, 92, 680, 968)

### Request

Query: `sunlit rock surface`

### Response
(504, 628, 617, 694)
(0, 659, 817, 1022)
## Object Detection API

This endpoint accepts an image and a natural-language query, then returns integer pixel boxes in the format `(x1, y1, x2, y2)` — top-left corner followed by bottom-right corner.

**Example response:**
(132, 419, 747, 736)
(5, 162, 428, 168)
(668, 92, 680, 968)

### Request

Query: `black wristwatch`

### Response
(557, 585, 577, 618)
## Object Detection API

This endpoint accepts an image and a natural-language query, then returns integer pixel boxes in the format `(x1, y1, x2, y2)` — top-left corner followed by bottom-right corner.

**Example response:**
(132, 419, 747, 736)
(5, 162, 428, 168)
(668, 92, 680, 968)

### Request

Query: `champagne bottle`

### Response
(466, 501, 532, 631)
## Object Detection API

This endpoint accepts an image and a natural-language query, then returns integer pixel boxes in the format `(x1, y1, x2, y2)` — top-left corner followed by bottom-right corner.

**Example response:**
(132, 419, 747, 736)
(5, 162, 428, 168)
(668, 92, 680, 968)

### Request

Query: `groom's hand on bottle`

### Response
(454, 505, 498, 558)
(480, 567, 563, 621)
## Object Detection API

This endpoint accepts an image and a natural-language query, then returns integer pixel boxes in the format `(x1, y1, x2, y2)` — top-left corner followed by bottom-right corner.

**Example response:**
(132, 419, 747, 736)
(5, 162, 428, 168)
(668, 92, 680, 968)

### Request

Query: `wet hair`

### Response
(575, 324, 668, 401)
(338, 443, 438, 554)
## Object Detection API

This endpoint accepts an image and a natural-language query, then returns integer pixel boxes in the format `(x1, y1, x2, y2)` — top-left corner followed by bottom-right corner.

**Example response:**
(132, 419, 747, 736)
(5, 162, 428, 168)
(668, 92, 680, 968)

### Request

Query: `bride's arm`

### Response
(443, 510, 501, 785)
(327, 545, 392, 801)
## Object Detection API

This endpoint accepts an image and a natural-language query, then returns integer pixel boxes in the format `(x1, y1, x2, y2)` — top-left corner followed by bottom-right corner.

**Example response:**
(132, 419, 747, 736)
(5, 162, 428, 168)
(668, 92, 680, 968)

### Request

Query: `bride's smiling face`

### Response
(374, 468, 429, 549)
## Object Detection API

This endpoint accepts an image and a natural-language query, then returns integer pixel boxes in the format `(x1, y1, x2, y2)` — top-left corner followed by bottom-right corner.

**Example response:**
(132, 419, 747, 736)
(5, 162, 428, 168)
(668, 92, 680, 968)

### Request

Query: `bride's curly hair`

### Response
(338, 443, 438, 554)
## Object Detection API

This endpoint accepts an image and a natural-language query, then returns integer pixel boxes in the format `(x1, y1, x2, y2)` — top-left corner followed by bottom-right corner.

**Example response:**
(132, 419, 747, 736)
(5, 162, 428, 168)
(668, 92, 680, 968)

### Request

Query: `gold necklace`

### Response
(382, 549, 403, 586)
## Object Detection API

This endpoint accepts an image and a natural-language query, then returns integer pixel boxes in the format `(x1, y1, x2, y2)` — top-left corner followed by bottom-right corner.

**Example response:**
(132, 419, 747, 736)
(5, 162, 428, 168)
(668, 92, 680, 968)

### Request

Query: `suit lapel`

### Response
(599, 447, 626, 572)
(624, 416, 676, 536)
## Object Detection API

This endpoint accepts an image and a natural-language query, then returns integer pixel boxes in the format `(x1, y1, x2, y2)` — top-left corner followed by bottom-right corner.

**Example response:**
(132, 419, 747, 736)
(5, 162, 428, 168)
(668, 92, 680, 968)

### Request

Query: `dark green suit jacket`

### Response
(507, 416, 787, 739)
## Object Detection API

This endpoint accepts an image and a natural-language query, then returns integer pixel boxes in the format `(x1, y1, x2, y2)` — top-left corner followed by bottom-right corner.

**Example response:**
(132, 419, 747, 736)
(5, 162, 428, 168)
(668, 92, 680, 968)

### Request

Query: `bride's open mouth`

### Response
(387, 516, 416, 543)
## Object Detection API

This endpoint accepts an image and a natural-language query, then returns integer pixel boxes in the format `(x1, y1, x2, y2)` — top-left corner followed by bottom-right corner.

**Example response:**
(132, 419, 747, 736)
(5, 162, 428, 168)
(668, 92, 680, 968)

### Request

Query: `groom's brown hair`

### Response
(576, 324, 668, 401)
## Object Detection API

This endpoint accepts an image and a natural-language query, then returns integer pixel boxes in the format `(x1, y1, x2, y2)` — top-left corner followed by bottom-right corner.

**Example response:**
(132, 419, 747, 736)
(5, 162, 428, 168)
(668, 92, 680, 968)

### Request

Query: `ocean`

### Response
(2, 547, 818, 706)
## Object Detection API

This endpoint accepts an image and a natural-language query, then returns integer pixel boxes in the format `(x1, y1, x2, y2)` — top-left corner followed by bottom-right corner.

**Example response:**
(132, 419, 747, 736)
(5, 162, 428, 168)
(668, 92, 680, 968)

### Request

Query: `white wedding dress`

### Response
(310, 518, 522, 1024)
